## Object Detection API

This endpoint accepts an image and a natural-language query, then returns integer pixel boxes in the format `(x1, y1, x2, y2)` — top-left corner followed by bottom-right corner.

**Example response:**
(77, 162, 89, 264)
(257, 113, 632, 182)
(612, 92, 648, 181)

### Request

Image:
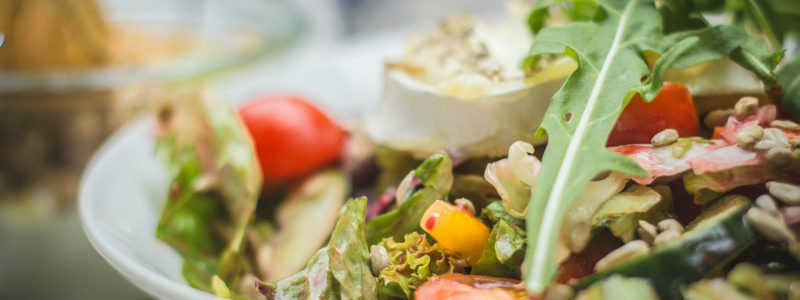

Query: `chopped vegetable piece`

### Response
(421, 200, 492, 265)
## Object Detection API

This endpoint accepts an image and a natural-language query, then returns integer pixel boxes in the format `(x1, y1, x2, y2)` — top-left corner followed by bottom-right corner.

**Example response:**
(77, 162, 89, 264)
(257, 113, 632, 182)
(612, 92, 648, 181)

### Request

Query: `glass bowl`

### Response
(0, 0, 305, 209)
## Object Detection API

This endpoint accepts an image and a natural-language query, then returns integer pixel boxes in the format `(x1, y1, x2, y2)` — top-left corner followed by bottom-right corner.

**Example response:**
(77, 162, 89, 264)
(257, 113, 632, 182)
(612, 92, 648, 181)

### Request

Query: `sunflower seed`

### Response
(754, 139, 789, 151)
(704, 108, 734, 129)
(756, 194, 781, 217)
(370, 245, 390, 275)
(766, 147, 793, 167)
(746, 207, 795, 243)
(766, 181, 800, 206)
(763, 128, 791, 146)
(790, 140, 800, 148)
(653, 229, 683, 247)
(737, 125, 764, 149)
(454, 198, 476, 215)
(652, 129, 679, 147)
(637, 220, 658, 245)
(770, 120, 799, 130)
(595, 240, 649, 272)
(657, 219, 684, 234)
(734, 97, 759, 119)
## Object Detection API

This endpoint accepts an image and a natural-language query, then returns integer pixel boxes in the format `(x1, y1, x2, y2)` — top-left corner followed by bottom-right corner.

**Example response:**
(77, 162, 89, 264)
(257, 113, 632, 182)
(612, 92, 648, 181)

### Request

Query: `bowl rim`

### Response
(0, 0, 306, 93)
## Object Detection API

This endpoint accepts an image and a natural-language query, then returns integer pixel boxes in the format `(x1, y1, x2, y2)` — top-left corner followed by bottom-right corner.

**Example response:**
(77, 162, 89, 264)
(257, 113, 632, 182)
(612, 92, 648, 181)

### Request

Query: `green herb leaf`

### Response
(522, 0, 772, 293)
(528, 0, 598, 35)
(366, 152, 453, 245)
(471, 220, 527, 279)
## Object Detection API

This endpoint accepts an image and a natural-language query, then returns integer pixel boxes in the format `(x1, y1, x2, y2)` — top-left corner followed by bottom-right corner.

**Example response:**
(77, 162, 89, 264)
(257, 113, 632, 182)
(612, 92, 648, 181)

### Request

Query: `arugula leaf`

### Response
(471, 220, 527, 280)
(522, 0, 775, 293)
(366, 152, 453, 245)
(528, 0, 597, 35)
(155, 89, 262, 291)
(258, 197, 378, 300)
(775, 55, 800, 120)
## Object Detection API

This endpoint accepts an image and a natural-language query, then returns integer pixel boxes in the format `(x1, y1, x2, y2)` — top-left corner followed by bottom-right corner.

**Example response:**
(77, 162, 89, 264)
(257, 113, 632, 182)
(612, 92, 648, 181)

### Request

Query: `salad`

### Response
(152, 0, 800, 299)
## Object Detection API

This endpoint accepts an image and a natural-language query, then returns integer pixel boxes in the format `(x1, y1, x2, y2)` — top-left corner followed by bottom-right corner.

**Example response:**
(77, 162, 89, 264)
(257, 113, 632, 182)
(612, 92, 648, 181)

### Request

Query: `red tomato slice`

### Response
(607, 82, 699, 147)
(238, 96, 347, 183)
(414, 274, 524, 300)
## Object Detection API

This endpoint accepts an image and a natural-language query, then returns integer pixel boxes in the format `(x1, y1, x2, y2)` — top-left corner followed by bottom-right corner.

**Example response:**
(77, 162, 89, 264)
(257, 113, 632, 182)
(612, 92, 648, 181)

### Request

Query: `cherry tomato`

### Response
(607, 82, 699, 147)
(238, 96, 347, 183)
(414, 274, 523, 300)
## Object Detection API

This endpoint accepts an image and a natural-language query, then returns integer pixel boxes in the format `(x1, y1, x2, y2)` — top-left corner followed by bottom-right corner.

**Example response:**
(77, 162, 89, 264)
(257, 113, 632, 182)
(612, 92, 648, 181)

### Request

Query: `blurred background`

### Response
(0, 0, 503, 299)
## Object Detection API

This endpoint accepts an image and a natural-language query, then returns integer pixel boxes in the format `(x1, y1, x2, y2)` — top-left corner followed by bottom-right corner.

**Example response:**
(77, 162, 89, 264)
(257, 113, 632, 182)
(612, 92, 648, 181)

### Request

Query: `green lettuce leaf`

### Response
(522, 0, 779, 293)
(155, 89, 262, 293)
(480, 201, 526, 229)
(258, 197, 378, 300)
(683, 166, 788, 205)
(366, 152, 453, 245)
(471, 220, 527, 280)
(328, 198, 379, 299)
(591, 185, 673, 242)
(375, 232, 469, 298)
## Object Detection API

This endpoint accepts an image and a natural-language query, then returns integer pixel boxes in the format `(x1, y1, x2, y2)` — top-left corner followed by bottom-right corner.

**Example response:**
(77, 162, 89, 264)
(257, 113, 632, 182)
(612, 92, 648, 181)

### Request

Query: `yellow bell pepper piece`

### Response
(420, 200, 491, 265)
